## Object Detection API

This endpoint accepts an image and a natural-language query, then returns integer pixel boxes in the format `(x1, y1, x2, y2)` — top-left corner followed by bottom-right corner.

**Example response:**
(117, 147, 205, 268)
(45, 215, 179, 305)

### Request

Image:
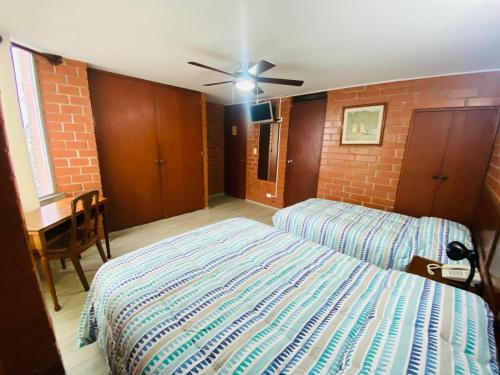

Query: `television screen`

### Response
(249, 102, 274, 123)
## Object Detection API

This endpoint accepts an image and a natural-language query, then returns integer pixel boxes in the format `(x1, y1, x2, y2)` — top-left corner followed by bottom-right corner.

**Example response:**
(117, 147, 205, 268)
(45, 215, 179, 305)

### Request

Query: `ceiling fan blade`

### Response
(203, 81, 233, 86)
(188, 62, 235, 77)
(254, 86, 264, 95)
(255, 77, 304, 86)
(248, 60, 276, 76)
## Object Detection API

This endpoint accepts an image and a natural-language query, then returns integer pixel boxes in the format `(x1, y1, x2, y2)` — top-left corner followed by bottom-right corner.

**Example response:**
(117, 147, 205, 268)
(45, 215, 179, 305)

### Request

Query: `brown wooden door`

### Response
(284, 99, 327, 206)
(224, 104, 247, 199)
(89, 70, 163, 230)
(396, 107, 499, 225)
(396, 111, 452, 218)
(155, 86, 205, 217)
(431, 108, 499, 224)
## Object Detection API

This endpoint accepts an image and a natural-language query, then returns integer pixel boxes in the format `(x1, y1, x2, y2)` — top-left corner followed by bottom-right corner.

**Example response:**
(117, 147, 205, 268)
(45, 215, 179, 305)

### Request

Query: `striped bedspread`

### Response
(273, 199, 472, 270)
(78, 218, 497, 374)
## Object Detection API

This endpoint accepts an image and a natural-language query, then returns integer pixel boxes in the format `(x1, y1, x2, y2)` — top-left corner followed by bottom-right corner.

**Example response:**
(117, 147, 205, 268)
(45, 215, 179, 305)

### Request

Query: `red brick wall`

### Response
(318, 71, 500, 211)
(246, 98, 291, 208)
(207, 102, 224, 195)
(35, 56, 102, 197)
(244, 71, 500, 209)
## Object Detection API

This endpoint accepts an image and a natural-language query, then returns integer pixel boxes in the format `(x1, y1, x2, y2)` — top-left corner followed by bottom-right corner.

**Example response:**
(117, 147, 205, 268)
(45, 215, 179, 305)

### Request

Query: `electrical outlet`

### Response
(266, 193, 272, 198)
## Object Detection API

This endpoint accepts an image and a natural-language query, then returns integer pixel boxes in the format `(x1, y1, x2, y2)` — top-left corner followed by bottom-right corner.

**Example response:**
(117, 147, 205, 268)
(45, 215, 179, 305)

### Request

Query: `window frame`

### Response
(12, 46, 56, 200)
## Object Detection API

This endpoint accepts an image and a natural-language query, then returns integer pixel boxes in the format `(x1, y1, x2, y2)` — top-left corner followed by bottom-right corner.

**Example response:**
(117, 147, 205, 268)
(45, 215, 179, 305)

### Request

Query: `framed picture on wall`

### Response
(340, 103, 387, 145)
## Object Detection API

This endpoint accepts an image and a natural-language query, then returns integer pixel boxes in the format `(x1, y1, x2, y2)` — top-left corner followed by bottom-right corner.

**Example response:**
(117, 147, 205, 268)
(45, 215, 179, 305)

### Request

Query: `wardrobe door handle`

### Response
(431, 175, 440, 180)
(439, 176, 448, 182)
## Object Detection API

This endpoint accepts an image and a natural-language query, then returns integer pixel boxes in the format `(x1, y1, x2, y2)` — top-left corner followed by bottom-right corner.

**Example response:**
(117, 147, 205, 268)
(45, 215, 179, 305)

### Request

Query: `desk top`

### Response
(24, 196, 109, 233)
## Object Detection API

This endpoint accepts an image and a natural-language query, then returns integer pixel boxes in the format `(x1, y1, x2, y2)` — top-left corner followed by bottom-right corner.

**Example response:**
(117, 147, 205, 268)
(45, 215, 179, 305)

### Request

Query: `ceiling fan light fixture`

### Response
(235, 77, 256, 91)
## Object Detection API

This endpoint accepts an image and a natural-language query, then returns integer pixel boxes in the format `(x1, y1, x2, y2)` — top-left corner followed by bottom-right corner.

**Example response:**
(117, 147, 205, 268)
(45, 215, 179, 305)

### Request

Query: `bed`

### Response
(273, 199, 472, 271)
(78, 218, 497, 374)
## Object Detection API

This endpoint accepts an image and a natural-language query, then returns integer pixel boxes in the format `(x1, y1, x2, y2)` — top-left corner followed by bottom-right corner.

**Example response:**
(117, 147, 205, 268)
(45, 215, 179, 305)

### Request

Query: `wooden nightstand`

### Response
(406, 256, 482, 295)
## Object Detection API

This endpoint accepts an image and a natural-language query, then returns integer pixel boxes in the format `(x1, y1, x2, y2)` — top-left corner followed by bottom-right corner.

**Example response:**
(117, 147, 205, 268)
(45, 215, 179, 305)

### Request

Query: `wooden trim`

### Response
(0, 90, 65, 373)
(472, 187, 500, 318)
(339, 102, 388, 146)
(87, 67, 201, 95)
(413, 106, 500, 113)
(10, 42, 62, 65)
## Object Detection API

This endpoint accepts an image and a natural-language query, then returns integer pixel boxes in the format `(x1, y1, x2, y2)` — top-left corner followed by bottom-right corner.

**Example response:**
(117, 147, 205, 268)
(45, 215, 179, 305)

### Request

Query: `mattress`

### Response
(78, 218, 496, 374)
(273, 199, 471, 270)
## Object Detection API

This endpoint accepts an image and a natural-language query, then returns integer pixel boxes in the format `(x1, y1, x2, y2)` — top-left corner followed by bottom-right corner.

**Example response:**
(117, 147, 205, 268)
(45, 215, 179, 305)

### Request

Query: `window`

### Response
(11, 46, 55, 198)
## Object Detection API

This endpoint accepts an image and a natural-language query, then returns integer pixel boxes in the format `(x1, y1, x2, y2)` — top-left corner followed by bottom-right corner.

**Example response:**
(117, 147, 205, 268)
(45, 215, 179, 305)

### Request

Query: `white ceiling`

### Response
(1, 0, 499, 104)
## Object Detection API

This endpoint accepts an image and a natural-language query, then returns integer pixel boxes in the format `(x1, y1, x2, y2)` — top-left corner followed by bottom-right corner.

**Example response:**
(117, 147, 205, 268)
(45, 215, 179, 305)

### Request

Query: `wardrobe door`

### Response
(154, 86, 205, 217)
(431, 108, 498, 224)
(396, 111, 452, 217)
(89, 70, 163, 230)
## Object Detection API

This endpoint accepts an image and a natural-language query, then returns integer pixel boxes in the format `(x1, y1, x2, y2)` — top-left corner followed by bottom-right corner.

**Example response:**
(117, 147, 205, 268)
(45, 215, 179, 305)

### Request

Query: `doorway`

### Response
(284, 96, 327, 206)
(224, 104, 247, 199)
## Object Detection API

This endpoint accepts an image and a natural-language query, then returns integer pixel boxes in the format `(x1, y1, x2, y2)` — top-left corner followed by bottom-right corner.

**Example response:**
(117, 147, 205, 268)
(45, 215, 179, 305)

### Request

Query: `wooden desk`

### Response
(24, 197, 111, 310)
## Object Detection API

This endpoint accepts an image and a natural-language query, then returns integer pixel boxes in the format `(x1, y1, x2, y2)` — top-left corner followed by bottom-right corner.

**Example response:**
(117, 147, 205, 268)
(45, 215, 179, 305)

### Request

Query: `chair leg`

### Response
(70, 255, 89, 291)
(60, 258, 66, 269)
(41, 255, 61, 311)
(96, 240, 107, 263)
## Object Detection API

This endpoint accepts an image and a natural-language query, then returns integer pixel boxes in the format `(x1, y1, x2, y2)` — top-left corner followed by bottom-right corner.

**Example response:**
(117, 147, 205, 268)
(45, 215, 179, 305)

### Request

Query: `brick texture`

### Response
(206, 102, 224, 195)
(318, 71, 500, 211)
(246, 98, 291, 208)
(245, 72, 500, 210)
(35, 56, 102, 197)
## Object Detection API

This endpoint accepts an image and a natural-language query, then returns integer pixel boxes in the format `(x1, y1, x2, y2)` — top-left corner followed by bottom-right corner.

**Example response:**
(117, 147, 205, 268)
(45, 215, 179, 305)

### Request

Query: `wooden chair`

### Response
(44, 190, 107, 297)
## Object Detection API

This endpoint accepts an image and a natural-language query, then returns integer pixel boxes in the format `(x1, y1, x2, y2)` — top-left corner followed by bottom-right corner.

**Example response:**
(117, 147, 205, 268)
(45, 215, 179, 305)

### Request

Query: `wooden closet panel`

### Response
(154, 86, 204, 217)
(431, 109, 499, 224)
(284, 99, 326, 206)
(89, 71, 163, 230)
(396, 111, 452, 217)
(224, 105, 247, 199)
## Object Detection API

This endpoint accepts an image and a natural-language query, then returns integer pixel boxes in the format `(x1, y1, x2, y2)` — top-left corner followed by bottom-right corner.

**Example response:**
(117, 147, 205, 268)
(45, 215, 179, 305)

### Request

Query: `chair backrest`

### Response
(70, 190, 100, 248)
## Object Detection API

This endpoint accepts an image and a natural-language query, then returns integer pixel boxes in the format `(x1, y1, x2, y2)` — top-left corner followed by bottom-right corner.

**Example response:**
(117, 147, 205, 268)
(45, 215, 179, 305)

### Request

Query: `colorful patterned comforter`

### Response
(78, 219, 496, 374)
(273, 199, 472, 270)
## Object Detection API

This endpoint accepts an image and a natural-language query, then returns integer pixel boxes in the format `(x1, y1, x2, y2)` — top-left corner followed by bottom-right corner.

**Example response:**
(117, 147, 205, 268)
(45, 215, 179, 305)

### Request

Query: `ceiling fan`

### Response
(188, 60, 304, 95)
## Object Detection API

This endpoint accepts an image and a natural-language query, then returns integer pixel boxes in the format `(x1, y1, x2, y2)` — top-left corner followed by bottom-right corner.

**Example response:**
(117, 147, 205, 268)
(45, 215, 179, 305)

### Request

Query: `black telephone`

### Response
(446, 241, 479, 290)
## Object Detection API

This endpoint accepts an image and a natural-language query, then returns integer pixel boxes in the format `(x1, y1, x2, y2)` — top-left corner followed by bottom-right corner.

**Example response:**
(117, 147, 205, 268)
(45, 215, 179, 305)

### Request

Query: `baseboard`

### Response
(208, 193, 225, 198)
(245, 198, 280, 210)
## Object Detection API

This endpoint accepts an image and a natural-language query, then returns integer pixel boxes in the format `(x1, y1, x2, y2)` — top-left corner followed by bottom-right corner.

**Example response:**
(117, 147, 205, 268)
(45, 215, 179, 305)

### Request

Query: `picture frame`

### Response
(340, 103, 387, 145)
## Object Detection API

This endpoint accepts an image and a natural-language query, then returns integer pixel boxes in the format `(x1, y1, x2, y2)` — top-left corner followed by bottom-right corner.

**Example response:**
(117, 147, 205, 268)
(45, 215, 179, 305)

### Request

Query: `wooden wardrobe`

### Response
(88, 70, 205, 230)
(396, 107, 499, 225)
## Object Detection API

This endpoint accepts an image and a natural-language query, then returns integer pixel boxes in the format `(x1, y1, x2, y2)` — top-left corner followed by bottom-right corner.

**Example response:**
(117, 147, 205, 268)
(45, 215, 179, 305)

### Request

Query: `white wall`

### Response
(0, 34, 39, 212)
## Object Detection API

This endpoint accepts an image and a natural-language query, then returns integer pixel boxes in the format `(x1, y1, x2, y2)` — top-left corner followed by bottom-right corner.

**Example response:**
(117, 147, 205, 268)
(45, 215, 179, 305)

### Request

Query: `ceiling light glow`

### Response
(235, 78, 255, 91)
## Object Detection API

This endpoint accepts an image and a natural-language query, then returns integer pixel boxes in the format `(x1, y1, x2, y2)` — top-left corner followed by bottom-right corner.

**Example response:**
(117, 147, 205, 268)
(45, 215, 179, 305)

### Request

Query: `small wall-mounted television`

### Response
(249, 101, 274, 123)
